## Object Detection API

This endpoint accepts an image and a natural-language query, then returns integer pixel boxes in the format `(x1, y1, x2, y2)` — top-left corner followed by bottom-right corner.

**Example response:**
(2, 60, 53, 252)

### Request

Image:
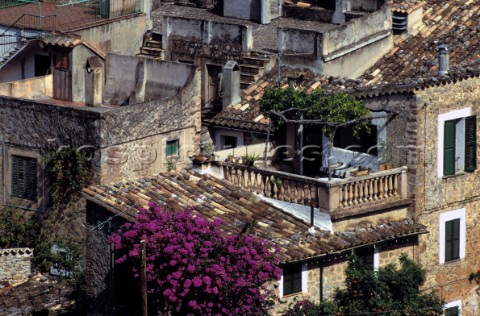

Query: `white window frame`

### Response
(279, 263, 307, 298)
(439, 208, 466, 264)
(443, 300, 462, 316)
(438, 108, 471, 178)
(373, 245, 380, 271)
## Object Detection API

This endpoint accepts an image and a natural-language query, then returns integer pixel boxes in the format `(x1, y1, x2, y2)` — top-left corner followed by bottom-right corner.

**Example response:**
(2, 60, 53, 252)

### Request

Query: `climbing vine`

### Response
(44, 148, 91, 209)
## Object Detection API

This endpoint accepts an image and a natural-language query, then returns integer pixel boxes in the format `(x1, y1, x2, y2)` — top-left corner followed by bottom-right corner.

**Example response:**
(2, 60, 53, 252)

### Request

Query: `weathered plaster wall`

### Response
(72, 45, 97, 103)
(322, 5, 391, 56)
(163, 16, 252, 61)
(223, 0, 261, 22)
(74, 14, 146, 56)
(104, 55, 197, 105)
(0, 43, 50, 83)
(413, 77, 480, 311)
(322, 35, 393, 78)
(0, 75, 53, 100)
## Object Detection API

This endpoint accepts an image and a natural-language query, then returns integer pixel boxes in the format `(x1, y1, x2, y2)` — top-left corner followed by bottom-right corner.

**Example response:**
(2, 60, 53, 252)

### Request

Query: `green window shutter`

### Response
(445, 306, 459, 316)
(11, 156, 37, 200)
(444, 120, 456, 176)
(465, 115, 477, 172)
(445, 219, 460, 262)
(166, 140, 178, 156)
(283, 264, 302, 296)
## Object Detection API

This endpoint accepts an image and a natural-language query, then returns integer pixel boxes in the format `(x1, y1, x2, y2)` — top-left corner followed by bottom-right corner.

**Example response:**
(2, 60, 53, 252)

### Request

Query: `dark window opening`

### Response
(11, 155, 37, 201)
(166, 140, 179, 157)
(334, 125, 378, 156)
(445, 219, 460, 262)
(282, 263, 302, 296)
(222, 135, 237, 150)
(354, 246, 375, 269)
(392, 12, 407, 34)
(445, 306, 459, 316)
(34, 54, 51, 77)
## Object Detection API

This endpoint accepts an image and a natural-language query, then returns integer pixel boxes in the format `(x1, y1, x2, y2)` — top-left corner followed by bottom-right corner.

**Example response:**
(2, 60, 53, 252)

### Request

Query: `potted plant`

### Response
(242, 153, 258, 167)
(226, 154, 234, 163)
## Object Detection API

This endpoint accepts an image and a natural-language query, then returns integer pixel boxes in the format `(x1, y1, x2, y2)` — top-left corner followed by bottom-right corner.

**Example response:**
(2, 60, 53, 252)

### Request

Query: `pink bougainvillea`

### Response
(110, 202, 281, 315)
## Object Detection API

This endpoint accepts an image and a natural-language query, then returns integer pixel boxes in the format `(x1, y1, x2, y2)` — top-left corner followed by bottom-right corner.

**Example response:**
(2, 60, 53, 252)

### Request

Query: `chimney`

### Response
(222, 61, 241, 109)
(438, 44, 449, 76)
(85, 56, 103, 107)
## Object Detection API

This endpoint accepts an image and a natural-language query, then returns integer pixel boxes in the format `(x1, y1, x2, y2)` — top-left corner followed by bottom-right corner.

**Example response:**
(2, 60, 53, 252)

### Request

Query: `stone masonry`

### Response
(0, 248, 33, 282)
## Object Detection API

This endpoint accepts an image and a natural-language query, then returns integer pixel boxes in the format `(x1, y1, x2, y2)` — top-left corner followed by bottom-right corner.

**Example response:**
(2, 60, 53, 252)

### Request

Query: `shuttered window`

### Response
(11, 155, 37, 201)
(443, 115, 477, 176)
(445, 306, 459, 316)
(444, 119, 457, 176)
(445, 219, 460, 262)
(282, 264, 302, 296)
(464, 115, 477, 172)
(166, 140, 179, 157)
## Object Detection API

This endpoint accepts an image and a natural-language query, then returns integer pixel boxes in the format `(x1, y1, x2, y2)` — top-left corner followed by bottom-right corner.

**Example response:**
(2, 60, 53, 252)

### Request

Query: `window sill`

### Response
(281, 292, 304, 299)
(442, 171, 466, 179)
(442, 258, 462, 265)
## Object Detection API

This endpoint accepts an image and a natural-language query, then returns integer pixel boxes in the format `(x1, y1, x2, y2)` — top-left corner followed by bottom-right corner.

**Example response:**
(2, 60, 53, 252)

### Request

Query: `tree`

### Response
(334, 253, 443, 315)
(281, 253, 443, 316)
(110, 202, 282, 316)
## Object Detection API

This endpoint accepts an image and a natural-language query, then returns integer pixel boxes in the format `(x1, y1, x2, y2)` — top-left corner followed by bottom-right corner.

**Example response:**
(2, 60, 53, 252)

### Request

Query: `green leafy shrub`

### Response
(0, 207, 40, 248)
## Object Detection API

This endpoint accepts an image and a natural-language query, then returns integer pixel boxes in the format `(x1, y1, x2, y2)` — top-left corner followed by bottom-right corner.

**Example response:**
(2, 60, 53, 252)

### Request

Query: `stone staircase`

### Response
(136, 31, 165, 60)
(239, 53, 273, 89)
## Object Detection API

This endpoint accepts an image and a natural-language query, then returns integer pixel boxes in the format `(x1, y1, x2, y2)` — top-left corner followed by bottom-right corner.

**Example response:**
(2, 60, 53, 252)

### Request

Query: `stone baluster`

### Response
(393, 174, 399, 196)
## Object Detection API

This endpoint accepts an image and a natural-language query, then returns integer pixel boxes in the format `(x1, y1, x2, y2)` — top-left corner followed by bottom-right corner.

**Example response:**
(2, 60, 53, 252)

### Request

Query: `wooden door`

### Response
(53, 49, 72, 101)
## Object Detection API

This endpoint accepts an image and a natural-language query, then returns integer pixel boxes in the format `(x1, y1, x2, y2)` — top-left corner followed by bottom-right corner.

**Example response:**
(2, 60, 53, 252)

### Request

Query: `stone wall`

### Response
(413, 77, 480, 312)
(0, 248, 32, 282)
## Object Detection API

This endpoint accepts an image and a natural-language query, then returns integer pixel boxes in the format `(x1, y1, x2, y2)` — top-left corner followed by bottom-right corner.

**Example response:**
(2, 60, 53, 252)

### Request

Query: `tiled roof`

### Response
(388, 0, 426, 13)
(40, 33, 106, 59)
(0, 276, 75, 315)
(209, 63, 480, 132)
(363, 0, 480, 83)
(82, 169, 427, 263)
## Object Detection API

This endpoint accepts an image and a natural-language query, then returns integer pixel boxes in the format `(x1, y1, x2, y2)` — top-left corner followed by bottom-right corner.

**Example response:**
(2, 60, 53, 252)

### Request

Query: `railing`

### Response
(222, 163, 408, 213)
(0, 14, 56, 60)
(57, 0, 141, 20)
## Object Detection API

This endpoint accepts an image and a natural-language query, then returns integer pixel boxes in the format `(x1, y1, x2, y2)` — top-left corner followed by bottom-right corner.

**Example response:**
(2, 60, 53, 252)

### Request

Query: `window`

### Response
(439, 209, 465, 264)
(444, 219, 460, 262)
(221, 135, 237, 150)
(280, 263, 307, 297)
(11, 155, 37, 201)
(444, 300, 462, 316)
(354, 246, 379, 270)
(334, 124, 378, 155)
(438, 109, 476, 177)
(166, 140, 179, 157)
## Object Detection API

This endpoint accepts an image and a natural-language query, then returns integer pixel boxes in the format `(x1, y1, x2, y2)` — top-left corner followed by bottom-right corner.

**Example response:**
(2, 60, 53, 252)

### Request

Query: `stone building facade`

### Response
(412, 76, 480, 315)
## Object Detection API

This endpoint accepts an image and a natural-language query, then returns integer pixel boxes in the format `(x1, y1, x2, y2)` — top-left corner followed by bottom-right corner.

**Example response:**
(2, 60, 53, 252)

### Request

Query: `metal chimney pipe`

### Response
(438, 44, 449, 76)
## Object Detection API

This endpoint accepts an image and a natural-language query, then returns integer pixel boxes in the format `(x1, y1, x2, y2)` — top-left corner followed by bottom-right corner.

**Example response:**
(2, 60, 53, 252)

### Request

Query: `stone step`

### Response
(241, 56, 269, 67)
(240, 73, 259, 83)
(240, 81, 251, 90)
(240, 64, 263, 75)
(140, 46, 165, 58)
(136, 53, 163, 61)
(145, 39, 162, 49)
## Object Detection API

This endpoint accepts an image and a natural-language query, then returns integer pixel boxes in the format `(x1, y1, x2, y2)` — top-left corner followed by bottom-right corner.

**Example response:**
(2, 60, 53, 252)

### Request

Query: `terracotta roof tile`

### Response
(82, 170, 428, 263)
(363, 0, 480, 83)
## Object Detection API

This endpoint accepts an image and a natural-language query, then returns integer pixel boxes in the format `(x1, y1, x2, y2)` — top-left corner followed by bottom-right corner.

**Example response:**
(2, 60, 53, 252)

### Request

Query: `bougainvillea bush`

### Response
(110, 202, 282, 315)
